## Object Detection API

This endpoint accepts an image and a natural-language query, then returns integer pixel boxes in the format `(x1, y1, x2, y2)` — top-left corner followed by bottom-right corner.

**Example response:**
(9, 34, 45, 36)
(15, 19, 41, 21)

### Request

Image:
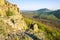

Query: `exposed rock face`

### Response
(33, 23, 38, 32)
(0, 0, 5, 5)
(0, 0, 27, 37)
(30, 22, 38, 32)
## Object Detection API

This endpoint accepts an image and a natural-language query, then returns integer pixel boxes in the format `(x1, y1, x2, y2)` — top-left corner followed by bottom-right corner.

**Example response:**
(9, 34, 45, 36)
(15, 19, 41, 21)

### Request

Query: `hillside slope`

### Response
(0, 0, 60, 40)
(0, 0, 28, 40)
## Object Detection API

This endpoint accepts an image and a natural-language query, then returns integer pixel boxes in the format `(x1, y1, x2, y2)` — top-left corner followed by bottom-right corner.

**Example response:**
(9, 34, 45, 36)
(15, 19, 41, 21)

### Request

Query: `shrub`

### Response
(6, 10, 14, 16)
(55, 31, 60, 40)
(37, 22, 46, 31)
(24, 18, 33, 27)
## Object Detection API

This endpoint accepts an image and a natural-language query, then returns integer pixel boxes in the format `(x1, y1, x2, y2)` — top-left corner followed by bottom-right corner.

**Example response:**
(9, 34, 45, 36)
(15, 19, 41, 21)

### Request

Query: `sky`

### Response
(8, 0, 60, 10)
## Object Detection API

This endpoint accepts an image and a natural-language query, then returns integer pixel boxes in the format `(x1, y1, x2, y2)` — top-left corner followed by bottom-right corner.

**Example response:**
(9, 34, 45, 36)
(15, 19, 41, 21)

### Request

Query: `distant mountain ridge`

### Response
(22, 8, 60, 19)
(50, 9, 60, 19)
(36, 8, 52, 12)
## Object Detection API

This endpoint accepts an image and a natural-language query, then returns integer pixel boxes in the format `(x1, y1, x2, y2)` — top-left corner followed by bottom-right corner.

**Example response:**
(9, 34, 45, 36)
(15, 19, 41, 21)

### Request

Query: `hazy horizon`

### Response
(8, 0, 60, 10)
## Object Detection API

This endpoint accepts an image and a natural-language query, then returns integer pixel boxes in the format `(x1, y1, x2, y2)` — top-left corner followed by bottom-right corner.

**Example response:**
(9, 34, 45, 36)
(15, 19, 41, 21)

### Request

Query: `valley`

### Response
(22, 9, 60, 30)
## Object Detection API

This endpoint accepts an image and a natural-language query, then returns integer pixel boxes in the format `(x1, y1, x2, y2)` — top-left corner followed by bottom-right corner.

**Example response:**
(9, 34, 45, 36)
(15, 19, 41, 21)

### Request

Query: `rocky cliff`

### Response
(0, 0, 27, 31)
(0, 0, 28, 40)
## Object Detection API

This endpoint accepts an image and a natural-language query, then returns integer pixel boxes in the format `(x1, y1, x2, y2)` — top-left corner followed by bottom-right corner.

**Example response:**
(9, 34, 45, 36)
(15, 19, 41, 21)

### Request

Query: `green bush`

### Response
(37, 22, 46, 31)
(55, 31, 60, 40)
(24, 18, 33, 27)
(6, 10, 14, 16)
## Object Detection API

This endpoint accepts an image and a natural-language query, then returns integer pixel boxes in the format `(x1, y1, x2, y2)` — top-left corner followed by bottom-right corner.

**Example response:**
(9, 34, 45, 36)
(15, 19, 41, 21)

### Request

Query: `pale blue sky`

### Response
(8, 0, 60, 10)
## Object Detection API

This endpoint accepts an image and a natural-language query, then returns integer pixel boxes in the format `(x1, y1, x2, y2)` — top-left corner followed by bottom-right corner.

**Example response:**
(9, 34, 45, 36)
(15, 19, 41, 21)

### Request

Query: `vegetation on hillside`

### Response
(24, 17, 60, 40)
(6, 9, 14, 16)
(22, 8, 60, 29)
